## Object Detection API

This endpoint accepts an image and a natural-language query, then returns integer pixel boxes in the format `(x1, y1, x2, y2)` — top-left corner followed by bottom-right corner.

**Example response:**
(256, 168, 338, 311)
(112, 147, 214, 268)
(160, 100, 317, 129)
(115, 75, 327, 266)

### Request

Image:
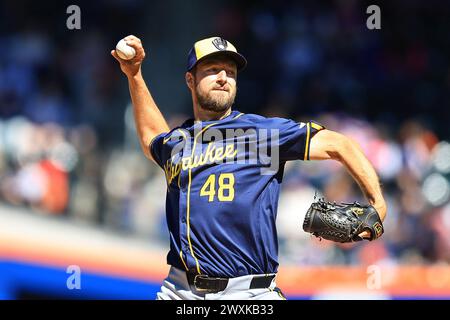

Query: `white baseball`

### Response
(115, 39, 136, 60)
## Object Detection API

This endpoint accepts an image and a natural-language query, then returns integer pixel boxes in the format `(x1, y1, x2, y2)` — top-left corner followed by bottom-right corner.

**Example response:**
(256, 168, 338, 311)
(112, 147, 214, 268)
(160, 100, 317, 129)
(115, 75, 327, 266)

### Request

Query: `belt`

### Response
(186, 272, 276, 294)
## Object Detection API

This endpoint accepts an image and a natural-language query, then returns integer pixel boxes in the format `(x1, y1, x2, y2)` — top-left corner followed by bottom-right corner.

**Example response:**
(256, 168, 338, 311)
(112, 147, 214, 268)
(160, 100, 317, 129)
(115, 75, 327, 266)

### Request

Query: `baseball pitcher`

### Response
(111, 36, 387, 300)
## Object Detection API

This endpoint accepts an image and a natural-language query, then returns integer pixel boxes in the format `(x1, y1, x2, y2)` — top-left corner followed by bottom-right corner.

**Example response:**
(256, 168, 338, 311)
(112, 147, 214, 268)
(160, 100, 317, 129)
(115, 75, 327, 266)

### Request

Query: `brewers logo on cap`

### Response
(186, 36, 247, 72)
(212, 37, 228, 51)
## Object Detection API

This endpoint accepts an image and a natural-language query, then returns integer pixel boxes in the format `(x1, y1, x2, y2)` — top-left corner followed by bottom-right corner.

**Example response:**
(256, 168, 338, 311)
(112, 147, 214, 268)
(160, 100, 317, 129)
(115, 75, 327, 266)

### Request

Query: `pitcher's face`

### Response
(191, 57, 237, 113)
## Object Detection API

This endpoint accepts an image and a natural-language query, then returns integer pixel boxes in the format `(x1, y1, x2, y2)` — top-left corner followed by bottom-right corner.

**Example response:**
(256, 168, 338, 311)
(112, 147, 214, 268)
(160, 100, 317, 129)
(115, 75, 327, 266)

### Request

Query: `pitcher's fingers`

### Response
(359, 230, 371, 239)
(112, 50, 132, 64)
(111, 50, 122, 62)
(124, 39, 142, 51)
(124, 35, 141, 43)
(124, 40, 145, 59)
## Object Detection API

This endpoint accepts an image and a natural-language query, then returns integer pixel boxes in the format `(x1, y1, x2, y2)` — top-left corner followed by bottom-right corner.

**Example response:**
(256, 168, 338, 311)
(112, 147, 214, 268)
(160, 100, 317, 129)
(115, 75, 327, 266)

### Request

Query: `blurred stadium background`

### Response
(1, 0, 450, 299)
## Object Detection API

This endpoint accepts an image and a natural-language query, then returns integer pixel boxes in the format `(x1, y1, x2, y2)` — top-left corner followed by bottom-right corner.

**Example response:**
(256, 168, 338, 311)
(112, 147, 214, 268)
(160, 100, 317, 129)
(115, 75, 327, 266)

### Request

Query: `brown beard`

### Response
(194, 85, 236, 113)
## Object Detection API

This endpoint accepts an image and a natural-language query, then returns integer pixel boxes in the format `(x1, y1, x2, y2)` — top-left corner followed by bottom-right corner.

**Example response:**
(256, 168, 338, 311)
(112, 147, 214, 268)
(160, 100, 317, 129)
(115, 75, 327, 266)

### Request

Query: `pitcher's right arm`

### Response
(111, 35, 169, 161)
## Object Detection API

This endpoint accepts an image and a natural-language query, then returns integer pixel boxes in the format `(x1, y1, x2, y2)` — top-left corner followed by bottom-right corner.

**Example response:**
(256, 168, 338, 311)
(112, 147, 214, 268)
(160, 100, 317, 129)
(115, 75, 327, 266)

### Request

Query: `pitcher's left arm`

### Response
(309, 129, 387, 222)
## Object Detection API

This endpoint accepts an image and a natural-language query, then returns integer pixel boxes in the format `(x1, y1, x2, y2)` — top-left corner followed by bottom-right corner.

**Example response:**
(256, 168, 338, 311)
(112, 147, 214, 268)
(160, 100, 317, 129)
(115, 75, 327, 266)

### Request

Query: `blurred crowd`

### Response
(0, 0, 449, 266)
(226, 0, 450, 139)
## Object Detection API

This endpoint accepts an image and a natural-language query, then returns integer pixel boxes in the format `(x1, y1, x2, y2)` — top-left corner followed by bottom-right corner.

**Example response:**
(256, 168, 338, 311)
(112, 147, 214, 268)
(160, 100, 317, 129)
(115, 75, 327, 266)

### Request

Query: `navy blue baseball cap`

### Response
(186, 37, 247, 72)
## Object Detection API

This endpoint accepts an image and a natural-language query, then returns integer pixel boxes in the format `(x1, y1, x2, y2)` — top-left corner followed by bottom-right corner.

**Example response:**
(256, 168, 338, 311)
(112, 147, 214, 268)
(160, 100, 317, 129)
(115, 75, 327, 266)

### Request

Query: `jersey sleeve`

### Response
(149, 132, 167, 169)
(150, 129, 188, 169)
(273, 118, 325, 162)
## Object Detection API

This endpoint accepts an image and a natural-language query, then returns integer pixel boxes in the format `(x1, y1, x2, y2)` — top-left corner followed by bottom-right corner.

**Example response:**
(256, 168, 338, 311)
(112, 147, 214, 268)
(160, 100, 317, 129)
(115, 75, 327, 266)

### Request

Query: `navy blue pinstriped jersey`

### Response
(150, 110, 324, 277)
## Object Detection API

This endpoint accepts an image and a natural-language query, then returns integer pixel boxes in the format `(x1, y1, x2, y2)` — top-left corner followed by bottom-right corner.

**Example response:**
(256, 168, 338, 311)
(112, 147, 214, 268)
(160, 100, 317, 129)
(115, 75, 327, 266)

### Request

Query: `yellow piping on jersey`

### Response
(311, 122, 323, 131)
(163, 129, 188, 145)
(177, 129, 188, 190)
(179, 250, 189, 271)
(304, 122, 311, 161)
(187, 122, 218, 274)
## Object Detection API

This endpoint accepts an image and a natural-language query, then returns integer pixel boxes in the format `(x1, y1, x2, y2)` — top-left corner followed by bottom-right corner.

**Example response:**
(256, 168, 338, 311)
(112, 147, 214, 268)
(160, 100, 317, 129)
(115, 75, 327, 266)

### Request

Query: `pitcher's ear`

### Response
(185, 72, 194, 90)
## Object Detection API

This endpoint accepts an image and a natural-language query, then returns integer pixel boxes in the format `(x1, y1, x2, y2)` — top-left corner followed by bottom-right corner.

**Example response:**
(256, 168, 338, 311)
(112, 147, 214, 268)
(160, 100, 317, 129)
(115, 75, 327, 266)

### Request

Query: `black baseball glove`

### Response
(302, 198, 384, 243)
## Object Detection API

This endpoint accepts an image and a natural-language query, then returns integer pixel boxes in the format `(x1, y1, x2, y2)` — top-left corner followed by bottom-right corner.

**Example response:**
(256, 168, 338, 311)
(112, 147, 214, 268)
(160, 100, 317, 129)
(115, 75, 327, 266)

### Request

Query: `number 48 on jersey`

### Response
(200, 173, 235, 202)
